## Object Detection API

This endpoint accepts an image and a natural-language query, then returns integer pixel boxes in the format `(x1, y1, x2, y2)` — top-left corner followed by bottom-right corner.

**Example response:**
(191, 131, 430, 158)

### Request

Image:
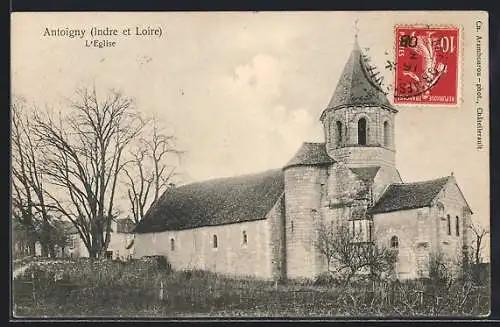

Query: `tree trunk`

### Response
(87, 238, 99, 259)
(88, 248, 97, 259)
(475, 242, 481, 264)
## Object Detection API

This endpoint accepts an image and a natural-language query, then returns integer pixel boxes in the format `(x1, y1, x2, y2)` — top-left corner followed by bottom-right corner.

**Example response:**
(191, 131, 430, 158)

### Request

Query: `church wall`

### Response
(107, 232, 135, 261)
(432, 180, 473, 267)
(327, 163, 369, 211)
(66, 235, 89, 258)
(373, 208, 430, 280)
(268, 194, 287, 280)
(284, 165, 326, 279)
(332, 147, 395, 170)
(133, 218, 273, 279)
(323, 106, 396, 155)
(373, 181, 473, 280)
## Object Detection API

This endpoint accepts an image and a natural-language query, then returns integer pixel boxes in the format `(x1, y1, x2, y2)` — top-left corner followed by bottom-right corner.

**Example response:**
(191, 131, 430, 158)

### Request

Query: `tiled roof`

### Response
(283, 142, 335, 169)
(369, 176, 451, 214)
(133, 169, 284, 233)
(321, 40, 396, 121)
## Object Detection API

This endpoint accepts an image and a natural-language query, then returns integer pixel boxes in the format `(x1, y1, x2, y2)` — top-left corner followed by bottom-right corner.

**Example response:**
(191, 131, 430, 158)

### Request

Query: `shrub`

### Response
(14, 257, 173, 309)
(140, 255, 172, 273)
(314, 272, 340, 286)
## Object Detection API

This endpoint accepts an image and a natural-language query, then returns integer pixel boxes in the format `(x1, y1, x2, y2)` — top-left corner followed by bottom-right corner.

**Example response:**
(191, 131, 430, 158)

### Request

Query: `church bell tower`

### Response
(320, 35, 398, 171)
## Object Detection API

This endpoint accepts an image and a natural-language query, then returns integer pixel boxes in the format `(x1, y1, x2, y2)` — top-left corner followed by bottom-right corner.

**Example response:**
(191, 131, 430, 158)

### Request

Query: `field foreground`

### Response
(12, 257, 489, 318)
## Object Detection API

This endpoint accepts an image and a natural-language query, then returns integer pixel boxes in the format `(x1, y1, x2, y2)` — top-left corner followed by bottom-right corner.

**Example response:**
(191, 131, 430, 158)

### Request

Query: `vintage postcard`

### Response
(11, 11, 490, 319)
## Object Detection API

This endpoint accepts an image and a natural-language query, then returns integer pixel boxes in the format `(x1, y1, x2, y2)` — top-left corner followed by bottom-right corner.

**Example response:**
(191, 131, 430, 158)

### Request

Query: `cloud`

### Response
(180, 53, 321, 181)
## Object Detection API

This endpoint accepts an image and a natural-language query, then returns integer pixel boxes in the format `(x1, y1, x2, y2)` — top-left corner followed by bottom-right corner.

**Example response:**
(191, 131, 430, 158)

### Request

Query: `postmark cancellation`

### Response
(394, 25, 460, 106)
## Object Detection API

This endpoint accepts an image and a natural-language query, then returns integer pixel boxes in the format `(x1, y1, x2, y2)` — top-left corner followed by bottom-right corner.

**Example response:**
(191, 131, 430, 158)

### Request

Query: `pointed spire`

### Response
(320, 24, 396, 121)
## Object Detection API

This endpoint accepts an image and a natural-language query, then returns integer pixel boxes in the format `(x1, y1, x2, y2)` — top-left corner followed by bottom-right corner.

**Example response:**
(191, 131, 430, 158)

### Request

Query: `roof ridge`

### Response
(174, 168, 283, 189)
(395, 175, 451, 186)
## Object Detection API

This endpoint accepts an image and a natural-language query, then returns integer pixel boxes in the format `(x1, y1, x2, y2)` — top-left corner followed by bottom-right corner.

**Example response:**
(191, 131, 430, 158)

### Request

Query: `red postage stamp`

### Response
(394, 26, 459, 105)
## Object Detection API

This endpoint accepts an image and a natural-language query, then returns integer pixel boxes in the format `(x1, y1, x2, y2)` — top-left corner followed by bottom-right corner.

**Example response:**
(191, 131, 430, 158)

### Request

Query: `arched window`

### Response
(368, 222, 373, 242)
(390, 235, 399, 249)
(336, 121, 343, 144)
(213, 235, 218, 248)
(170, 238, 175, 251)
(447, 214, 451, 235)
(358, 118, 367, 145)
(242, 231, 248, 245)
(383, 121, 390, 147)
(455, 216, 460, 236)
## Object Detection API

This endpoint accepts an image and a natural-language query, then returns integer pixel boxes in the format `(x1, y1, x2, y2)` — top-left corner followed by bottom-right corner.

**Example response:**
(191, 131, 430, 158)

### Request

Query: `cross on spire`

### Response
(354, 19, 359, 41)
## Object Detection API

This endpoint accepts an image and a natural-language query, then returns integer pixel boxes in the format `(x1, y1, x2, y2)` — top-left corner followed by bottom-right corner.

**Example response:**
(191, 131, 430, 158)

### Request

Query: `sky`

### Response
(11, 12, 490, 256)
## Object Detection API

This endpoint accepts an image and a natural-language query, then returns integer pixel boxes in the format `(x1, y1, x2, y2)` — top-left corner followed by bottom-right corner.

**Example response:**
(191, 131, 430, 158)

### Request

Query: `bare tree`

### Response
(470, 221, 489, 264)
(315, 220, 397, 286)
(11, 97, 54, 257)
(123, 116, 182, 224)
(33, 85, 144, 259)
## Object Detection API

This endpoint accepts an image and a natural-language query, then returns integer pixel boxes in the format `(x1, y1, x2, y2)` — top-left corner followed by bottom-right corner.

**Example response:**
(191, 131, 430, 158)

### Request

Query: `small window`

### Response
(455, 216, 460, 236)
(213, 234, 218, 248)
(242, 231, 248, 245)
(383, 121, 390, 147)
(352, 220, 355, 236)
(447, 214, 451, 235)
(368, 222, 373, 242)
(170, 238, 175, 251)
(358, 118, 367, 145)
(336, 121, 343, 144)
(390, 236, 399, 249)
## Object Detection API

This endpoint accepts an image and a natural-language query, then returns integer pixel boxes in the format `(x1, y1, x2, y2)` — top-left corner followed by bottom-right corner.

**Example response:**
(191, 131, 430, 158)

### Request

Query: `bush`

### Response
(13, 256, 490, 317)
(314, 272, 340, 286)
(14, 257, 173, 309)
(140, 255, 172, 272)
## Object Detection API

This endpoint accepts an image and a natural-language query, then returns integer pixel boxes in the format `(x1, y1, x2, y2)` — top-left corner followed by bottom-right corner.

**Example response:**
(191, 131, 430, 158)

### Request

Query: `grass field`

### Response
(12, 257, 490, 318)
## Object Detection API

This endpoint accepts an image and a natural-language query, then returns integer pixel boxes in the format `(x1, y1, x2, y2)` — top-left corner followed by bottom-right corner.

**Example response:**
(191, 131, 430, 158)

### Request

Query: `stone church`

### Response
(133, 38, 473, 281)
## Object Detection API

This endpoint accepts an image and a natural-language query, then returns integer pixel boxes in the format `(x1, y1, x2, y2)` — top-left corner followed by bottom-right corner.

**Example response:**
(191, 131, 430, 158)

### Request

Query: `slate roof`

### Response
(369, 176, 451, 215)
(321, 39, 396, 121)
(283, 142, 335, 169)
(350, 166, 380, 182)
(133, 169, 284, 233)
